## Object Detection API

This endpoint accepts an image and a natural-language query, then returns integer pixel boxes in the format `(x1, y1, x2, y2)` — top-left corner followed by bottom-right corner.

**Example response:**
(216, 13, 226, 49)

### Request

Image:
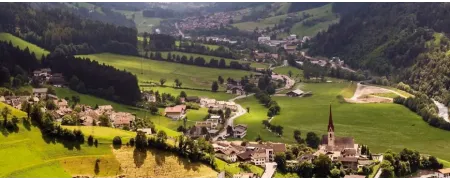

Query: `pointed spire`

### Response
(328, 104, 334, 132)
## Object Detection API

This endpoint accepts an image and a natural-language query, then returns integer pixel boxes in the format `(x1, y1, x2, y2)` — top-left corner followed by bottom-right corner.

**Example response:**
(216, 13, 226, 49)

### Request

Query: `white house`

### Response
(233, 124, 247, 138)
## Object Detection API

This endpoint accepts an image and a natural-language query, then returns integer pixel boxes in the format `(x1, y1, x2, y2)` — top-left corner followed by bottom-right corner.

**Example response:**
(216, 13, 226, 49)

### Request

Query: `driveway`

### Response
(261, 162, 277, 178)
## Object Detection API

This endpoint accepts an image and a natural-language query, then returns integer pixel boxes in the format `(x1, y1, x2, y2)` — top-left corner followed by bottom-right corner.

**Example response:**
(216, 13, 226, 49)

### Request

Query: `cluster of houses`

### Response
(0, 88, 50, 109)
(213, 141, 286, 166)
(33, 68, 67, 87)
(199, 98, 238, 111)
(178, 9, 249, 31)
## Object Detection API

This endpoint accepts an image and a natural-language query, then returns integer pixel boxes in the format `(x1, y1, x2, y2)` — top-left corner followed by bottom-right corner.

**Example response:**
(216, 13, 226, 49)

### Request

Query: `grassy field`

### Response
(0, 33, 49, 60)
(114, 10, 161, 33)
(273, 66, 304, 81)
(146, 86, 235, 101)
(215, 159, 264, 177)
(232, 21, 274, 32)
(76, 53, 253, 90)
(112, 146, 217, 178)
(155, 51, 269, 69)
(0, 102, 116, 177)
(235, 82, 450, 161)
(372, 92, 400, 98)
(63, 126, 137, 143)
(289, 3, 339, 38)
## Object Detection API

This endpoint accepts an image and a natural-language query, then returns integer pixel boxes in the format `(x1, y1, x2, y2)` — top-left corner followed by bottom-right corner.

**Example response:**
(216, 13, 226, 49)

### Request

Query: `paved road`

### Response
(212, 93, 254, 141)
(261, 162, 277, 178)
(432, 99, 449, 122)
(174, 23, 184, 38)
(374, 155, 384, 178)
(275, 74, 295, 94)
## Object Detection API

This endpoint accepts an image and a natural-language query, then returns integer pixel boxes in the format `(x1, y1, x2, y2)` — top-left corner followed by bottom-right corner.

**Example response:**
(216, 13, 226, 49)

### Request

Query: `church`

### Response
(315, 105, 361, 169)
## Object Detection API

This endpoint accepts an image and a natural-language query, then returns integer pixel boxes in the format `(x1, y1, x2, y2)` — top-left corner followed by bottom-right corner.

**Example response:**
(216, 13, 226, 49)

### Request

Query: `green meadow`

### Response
(156, 51, 269, 69)
(0, 103, 114, 177)
(146, 86, 235, 101)
(114, 10, 161, 33)
(0, 33, 50, 60)
(235, 82, 450, 161)
(76, 53, 253, 90)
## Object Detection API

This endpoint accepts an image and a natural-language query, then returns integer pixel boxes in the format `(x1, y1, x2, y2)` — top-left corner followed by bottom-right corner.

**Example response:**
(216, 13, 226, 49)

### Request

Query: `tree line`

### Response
(0, 3, 137, 55)
(0, 41, 41, 88)
(48, 55, 141, 105)
(145, 51, 252, 71)
(380, 148, 443, 178)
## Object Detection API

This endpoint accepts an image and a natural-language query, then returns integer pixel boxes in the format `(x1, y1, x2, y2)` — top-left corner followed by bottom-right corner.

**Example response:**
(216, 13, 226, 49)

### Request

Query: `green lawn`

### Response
(76, 53, 253, 90)
(146, 86, 235, 101)
(155, 51, 269, 69)
(235, 82, 450, 161)
(0, 33, 50, 60)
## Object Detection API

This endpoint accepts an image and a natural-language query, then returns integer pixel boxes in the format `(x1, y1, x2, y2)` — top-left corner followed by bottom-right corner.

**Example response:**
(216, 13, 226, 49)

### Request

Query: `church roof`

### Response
(328, 105, 334, 132)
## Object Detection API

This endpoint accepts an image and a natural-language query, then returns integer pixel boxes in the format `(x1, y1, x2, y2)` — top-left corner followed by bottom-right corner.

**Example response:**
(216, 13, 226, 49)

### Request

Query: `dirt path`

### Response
(347, 83, 405, 103)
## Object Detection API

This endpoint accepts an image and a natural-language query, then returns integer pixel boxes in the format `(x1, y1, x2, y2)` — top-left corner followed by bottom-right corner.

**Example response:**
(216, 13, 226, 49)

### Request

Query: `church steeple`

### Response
(327, 104, 335, 147)
(328, 104, 334, 132)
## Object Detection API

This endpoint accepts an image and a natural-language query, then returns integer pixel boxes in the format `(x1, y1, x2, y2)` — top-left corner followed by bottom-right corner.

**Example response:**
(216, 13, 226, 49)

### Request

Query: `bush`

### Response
(113, 136, 122, 145)
(129, 138, 135, 147)
(88, 135, 94, 146)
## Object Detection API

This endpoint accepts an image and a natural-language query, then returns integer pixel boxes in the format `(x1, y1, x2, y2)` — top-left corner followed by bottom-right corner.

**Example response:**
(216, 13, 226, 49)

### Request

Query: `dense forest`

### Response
(0, 41, 40, 88)
(48, 55, 141, 105)
(30, 2, 136, 28)
(0, 3, 137, 54)
(309, 2, 450, 104)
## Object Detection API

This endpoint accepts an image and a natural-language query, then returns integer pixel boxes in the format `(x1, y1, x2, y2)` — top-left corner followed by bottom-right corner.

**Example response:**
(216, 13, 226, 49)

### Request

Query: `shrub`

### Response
(112, 136, 122, 145)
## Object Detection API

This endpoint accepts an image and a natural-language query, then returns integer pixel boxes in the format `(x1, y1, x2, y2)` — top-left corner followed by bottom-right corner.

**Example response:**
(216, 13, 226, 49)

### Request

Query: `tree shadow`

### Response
(113, 144, 122, 150)
(133, 148, 147, 168)
(22, 118, 31, 131)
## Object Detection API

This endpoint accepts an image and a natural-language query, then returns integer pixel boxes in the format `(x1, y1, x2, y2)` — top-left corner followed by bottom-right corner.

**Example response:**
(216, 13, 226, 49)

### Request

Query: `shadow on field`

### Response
(133, 148, 147, 168)
(22, 118, 31, 131)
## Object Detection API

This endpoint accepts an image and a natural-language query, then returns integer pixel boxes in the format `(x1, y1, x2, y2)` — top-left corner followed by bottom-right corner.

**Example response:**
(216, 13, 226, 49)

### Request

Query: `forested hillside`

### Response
(309, 2, 450, 104)
(0, 3, 137, 55)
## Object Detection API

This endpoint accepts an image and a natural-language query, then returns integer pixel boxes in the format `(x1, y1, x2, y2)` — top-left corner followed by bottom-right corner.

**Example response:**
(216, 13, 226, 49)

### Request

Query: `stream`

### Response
(432, 99, 449, 122)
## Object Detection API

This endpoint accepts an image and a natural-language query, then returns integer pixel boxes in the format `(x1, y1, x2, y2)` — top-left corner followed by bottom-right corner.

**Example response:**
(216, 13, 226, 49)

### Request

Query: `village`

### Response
(2, 66, 449, 179)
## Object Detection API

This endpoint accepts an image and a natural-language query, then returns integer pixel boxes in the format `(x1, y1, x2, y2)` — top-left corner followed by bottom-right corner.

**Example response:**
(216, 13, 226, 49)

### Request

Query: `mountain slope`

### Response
(309, 2, 450, 103)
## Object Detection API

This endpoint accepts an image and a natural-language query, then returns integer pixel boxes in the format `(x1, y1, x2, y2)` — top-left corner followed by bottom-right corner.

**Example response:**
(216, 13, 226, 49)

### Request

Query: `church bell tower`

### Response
(327, 104, 335, 147)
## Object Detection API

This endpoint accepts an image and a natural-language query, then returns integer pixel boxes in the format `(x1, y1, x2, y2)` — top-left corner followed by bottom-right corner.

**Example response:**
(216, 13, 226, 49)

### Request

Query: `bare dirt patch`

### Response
(345, 83, 400, 103)
(112, 147, 217, 178)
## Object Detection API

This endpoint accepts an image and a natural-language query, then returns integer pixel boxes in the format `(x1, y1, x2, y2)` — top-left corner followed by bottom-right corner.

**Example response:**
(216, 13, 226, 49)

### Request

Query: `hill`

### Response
(0, 101, 219, 177)
(232, 3, 337, 38)
(75, 53, 253, 90)
(0, 33, 49, 60)
(235, 81, 450, 161)
(309, 2, 450, 104)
